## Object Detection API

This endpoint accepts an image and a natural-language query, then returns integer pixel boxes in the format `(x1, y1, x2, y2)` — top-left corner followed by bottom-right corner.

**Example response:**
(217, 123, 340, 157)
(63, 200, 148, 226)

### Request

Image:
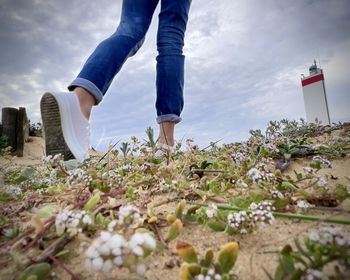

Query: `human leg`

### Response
(156, 0, 192, 146)
(42, 0, 160, 161)
(158, 121, 175, 146)
(68, 0, 159, 105)
(74, 87, 95, 120)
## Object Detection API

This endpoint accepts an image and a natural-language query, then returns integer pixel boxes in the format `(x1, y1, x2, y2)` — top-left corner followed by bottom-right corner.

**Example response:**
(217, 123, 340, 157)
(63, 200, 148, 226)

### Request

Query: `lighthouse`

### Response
(301, 60, 330, 125)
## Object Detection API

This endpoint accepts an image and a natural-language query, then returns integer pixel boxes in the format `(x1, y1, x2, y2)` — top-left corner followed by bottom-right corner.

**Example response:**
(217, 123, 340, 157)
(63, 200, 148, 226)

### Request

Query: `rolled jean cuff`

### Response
(68, 78, 104, 105)
(156, 114, 182, 124)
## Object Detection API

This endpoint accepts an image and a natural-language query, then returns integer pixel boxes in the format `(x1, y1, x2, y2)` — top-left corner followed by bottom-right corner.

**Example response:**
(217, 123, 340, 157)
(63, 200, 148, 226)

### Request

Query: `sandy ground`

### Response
(0, 137, 45, 166)
(1, 135, 350, 280)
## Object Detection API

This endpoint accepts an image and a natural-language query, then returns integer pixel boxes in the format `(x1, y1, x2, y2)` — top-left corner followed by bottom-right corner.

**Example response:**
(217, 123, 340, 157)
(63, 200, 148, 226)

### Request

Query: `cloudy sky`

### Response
(1, 0, 350, 150)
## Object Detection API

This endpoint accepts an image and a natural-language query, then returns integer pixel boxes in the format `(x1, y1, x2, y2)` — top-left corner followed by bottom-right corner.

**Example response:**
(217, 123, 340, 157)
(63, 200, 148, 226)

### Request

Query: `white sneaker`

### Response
(40, 92, 89, 161)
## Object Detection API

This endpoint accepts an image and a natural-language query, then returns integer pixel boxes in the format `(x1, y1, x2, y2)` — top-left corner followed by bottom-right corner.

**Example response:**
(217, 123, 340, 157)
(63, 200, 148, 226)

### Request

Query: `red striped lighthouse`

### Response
(301, 60, 330, 125)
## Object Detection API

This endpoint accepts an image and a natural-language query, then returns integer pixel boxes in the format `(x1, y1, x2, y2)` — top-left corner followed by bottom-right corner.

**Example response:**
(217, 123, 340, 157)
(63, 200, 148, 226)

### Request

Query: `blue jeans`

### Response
(68, 0, 192, 124)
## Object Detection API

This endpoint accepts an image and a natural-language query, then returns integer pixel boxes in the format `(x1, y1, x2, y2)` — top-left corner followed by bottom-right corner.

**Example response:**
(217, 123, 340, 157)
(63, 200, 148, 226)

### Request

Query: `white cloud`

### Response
(1, 0, 350, 149)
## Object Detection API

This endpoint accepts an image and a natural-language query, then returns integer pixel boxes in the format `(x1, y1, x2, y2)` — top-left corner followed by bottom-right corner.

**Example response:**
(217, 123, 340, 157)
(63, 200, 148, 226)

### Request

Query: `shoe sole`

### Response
(40, 92, 75, 161)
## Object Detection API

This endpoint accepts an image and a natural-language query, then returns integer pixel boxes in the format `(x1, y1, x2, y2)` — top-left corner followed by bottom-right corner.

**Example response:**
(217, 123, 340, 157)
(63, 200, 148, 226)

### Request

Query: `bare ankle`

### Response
(73, 87, 95, 120)
(158, 121, 175, 146)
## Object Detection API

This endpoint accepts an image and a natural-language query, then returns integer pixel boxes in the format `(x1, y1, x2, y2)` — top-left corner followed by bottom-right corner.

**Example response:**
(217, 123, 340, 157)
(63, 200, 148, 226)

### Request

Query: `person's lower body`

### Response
(41, 0, 191, 160)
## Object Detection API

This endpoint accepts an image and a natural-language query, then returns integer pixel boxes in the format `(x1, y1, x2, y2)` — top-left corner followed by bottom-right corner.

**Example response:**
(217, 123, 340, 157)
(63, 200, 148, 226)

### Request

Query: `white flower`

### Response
(308, 226, 350, 248)
(205, 204, 218, 218)
(231, 151, 248, 165)
(97, 244, 111, 256)
(3, 184, 23, 196)
(136, 263, 146, 276)
(143, 233, 157, 250)
(302, 268, 323, 280)
(312, 156, 332, 168)
(85, 231, 156, 274)
(308, 231, 319, 242)
(247, 167, 275, 182)
(263, 142, 279, 153)
(108, 234, 126, 250)
(129, 233, 145, 248)
(91, 257, 103, 271)
(133, 246, 144, 256)
(108, 220, 118, 232)
(129, 232, 157, 256)
(85, 247, 99, 259)
(247, 168, 263, 182)
(317, 176, 327, 187)
(227, 211, 249, 230)
(297, 200, 313, 209)
(303, 167, 316, 174)
(271, 190, 284, 199)
(101, 259, 113, 273)
(113, 256, 123, 266)
(100, 231, 112, 242)
(82, 214, 92, 225)
(117, 205, 143, 228)
(248, 202, 258, 210)
(236, 179, 248, 189)
(335, 236, 346, 246)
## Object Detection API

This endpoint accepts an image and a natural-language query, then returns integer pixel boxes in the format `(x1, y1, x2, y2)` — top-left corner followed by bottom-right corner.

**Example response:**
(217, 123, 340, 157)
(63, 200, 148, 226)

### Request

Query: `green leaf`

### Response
(207, 220, 226, 232)
(195, 190, 208, 201)
(84, 194, 100, 212)
(217, 242, 239, 273)
(0, 192, 14, 202)
(225, 225, 237, 236)
(38, 205, 58, 219)
(222, 274, 231, 280)
(217, 209, 228, 221)
(334, 184, 348, 201)
(176, 242, 198, 263)
(166, 219, 183, 241)
(200, 249, 214, 267)
(62, 159, 79, 170)
(200, 160, 212, 170)
(273, 198, 290, 209)
(189, 164, 199, 170)
(3, 227, 20, 240)
(280, 255, 295, 274)
(280, 182, 296, 191)
(187, 263, 201, 276)
(54, 249, 70, 258)
(180, 263, 194, 280)
(18, 263, 51, 280)
(310, 161, 321, 170)
(274, 262, 285, 280)
(186, 205, 201, 215)
(95, 213, 105, 225)
(175, 200, 187, 219)
(15, 167, 36, 183)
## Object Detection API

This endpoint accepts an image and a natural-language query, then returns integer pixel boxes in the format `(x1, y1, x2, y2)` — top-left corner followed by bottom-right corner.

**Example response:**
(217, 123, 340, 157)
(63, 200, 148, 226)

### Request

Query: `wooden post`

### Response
(1, 107, 18, 150)
(16, 107, 28, 157)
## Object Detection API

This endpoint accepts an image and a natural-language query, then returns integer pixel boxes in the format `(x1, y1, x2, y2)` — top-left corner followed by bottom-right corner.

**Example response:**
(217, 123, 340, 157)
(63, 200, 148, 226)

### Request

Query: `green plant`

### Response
(120, 142, 131, 159)
(145, 126, 157, 149)
(268, 226, 350, 280)
(177, 241, 239, 280)
(0, 135, 9, 150)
